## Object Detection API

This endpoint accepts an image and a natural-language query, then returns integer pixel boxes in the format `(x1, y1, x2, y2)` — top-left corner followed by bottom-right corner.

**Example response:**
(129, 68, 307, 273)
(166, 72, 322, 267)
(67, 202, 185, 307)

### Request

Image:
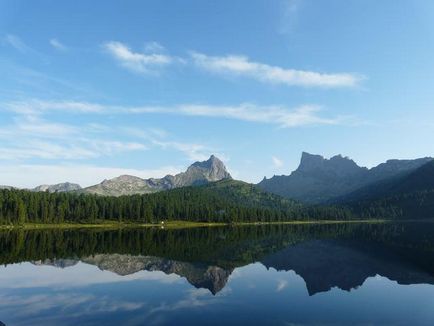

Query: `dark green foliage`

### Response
(0, 180, 356, 224)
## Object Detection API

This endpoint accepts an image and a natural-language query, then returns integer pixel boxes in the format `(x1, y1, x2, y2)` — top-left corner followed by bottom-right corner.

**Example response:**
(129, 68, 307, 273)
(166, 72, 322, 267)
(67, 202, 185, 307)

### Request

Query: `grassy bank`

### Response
(0, 219, 390, 230)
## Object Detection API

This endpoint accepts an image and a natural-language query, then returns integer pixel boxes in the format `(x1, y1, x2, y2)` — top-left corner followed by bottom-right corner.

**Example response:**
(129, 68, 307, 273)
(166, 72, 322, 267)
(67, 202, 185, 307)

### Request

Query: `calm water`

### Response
(1, 222, 434, 325)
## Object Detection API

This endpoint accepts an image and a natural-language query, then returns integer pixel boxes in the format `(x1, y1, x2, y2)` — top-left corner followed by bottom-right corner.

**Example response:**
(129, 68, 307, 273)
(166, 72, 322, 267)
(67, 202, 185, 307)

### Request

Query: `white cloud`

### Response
(49, 38, 67, 51)
(191, 52, 362, 88)
(130, 103, 341, 128)
(4, 99, 344, 128)
(103, 41, 174, 74)
(0, 114, 148, 161)
(272, 156, 284, 168)
(4, 99, 105, 115)
(0, 164, 182, 188)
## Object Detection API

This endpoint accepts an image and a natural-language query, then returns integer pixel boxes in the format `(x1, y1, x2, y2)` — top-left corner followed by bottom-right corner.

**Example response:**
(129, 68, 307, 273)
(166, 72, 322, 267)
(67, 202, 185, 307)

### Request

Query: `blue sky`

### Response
(1, 0, 434, 187)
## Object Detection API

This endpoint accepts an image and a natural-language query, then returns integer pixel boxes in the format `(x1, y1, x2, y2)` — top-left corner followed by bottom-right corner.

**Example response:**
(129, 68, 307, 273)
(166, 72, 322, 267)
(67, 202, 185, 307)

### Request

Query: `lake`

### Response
(1, 222, 434, 325)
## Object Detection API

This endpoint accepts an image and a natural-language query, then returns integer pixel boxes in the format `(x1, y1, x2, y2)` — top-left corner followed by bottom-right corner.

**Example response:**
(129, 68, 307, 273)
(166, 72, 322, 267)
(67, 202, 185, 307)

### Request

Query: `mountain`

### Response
(337, 160, 434, 203)
(258, 152, 432, 204)
(32, 182, 82, 193)
(0, 185, 14, 190)
(345, 161, 434, 219)
(83, 155, 232, 196)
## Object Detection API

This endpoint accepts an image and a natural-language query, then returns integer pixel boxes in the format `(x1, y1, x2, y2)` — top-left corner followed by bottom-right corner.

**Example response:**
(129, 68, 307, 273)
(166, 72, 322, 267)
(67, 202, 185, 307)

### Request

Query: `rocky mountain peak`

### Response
(186, 155, 232, 182)
(298, 152, 326, 172)
(298, 152, 364, 177)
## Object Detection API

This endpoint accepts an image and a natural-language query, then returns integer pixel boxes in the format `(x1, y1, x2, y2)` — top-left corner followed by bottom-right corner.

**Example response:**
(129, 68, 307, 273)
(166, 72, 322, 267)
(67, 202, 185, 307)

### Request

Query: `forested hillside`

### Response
(345, 162, 434, 219)
(0, 180, 354, 225)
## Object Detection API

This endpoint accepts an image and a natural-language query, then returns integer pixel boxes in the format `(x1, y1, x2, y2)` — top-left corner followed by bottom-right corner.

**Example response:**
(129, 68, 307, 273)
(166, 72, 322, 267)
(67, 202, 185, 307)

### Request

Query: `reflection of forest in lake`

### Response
(2, 222, 434, 295)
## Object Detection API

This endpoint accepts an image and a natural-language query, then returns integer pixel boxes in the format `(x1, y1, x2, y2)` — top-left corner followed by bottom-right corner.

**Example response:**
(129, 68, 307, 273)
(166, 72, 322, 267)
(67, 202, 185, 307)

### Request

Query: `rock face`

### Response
(258, 152, 432, 203)
(32, 182, 82, 193)
(84, 155, 232, 196)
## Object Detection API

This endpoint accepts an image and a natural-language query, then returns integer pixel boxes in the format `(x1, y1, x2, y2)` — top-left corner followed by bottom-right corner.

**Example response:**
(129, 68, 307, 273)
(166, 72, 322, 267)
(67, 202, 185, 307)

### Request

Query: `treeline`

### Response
(349, 189, 434, 220)
(0, 183, 355, 225)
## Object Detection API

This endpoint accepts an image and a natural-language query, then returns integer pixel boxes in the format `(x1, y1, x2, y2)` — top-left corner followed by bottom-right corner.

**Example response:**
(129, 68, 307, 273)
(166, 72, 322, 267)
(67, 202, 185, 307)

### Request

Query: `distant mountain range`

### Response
(5, 152, 434, 219)
(23, 155, 231, 196)
(258, 152, 433, 204)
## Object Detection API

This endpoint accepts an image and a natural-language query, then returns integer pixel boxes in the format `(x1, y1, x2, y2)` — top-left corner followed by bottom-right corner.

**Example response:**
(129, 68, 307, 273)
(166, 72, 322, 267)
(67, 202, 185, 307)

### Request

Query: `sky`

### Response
(1, 0, 434, 188)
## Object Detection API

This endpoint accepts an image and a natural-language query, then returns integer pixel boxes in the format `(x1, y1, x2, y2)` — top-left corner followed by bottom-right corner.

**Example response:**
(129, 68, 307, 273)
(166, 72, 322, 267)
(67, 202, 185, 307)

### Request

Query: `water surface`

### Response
(1, 222, 434, 325)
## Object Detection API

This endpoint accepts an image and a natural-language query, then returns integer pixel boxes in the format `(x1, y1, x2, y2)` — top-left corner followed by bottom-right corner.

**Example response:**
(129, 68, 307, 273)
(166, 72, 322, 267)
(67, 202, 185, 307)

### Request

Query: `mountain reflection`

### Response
(34, 255, 232, 295)
(1, 222, 430, 296)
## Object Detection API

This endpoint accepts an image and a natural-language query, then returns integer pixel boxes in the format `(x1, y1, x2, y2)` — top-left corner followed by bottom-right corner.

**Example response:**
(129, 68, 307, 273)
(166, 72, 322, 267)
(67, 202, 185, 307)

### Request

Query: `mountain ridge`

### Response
(258, 152, 433, 203)
(32, 182, 82, 193)
(83, 155, 232, 196)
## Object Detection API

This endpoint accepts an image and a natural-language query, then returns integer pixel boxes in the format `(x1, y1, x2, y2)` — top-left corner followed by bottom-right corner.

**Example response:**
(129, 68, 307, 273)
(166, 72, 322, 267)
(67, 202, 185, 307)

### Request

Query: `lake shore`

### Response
(0, 219, 392, 230)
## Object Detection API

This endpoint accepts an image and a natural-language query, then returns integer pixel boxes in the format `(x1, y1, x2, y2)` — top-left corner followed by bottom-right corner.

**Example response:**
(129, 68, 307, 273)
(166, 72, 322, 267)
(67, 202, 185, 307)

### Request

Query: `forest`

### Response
(0, 180, 355, 225)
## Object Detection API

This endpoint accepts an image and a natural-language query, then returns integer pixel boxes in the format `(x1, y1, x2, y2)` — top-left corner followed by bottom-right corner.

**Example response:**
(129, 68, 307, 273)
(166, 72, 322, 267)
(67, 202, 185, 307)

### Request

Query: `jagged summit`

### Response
(84, 155, 231, 196)
(298, 152, 365, 177)
(187, 155, 232, 183)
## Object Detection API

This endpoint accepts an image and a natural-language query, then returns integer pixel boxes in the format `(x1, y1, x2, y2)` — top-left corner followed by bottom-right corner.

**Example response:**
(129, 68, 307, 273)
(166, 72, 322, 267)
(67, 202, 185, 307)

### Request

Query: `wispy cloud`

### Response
(191, 52, 362, 88)
(0, 103, 216, 184)
(3, 34, 30, 53)
(123, 127, 215, 161)
(143, 41, 166, 53)
(0, 114, 147, 161)
(279, 0, 303, 34)
(272, 156, 284, 168)
(2, 34, 47, 62)
(103, 41, 174, 74)
(152, 140, 211, 161)
(49, 38, 67, 51)
(130, 103, 342, 128)
(0, 164, 182, 188)
(5, 99, 345, 128)
(4, 99, 105, 115)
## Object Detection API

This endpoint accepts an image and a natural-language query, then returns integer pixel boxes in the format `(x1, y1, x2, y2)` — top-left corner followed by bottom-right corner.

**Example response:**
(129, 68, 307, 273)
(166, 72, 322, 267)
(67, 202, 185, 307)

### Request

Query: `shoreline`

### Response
(0, 219, 397, 230)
